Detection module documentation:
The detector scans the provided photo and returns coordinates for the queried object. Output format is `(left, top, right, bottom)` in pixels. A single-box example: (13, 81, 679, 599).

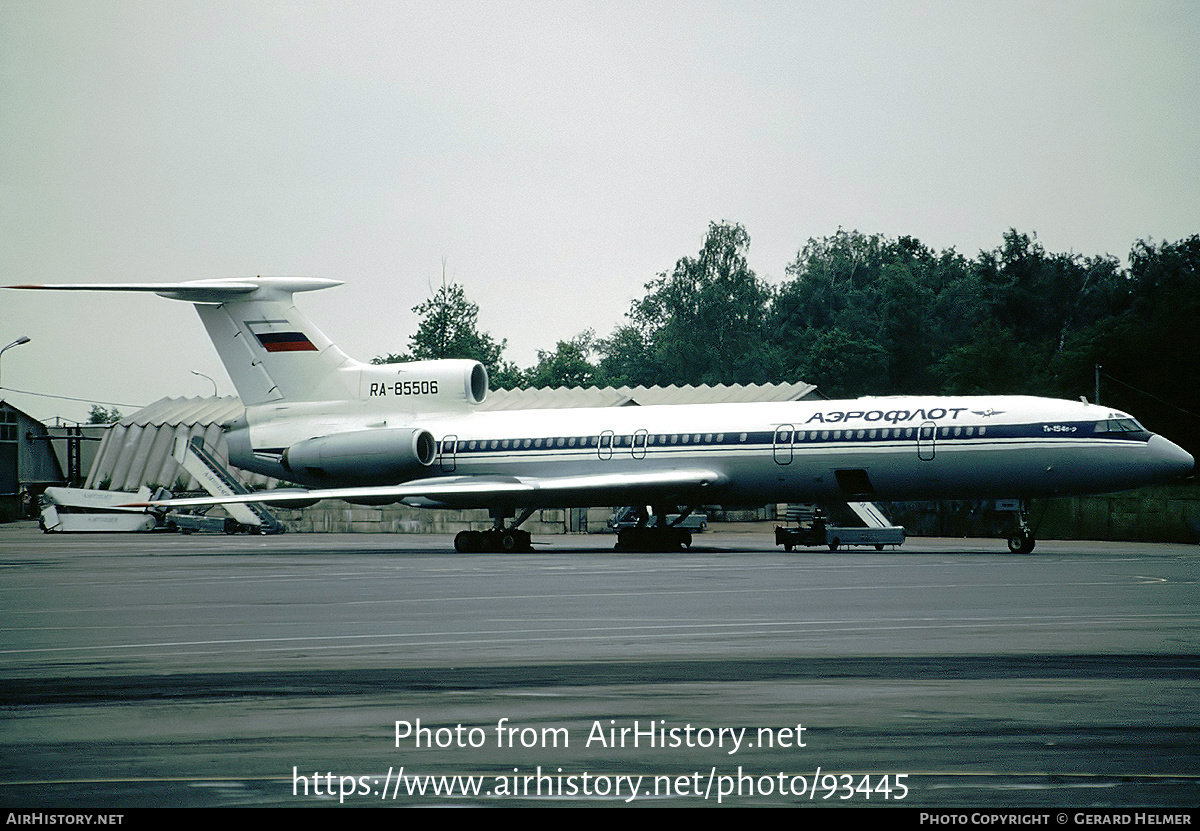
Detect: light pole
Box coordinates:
(191, 370, 218, 397)
(0, 336, 31, 391)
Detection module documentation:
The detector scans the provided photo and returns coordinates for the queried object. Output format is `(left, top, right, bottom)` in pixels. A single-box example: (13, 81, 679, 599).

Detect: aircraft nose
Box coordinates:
(1148, 434, 1195, 479)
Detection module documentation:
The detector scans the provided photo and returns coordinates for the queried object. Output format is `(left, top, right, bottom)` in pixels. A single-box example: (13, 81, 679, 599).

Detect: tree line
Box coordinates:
(375, 222, 1199, 462)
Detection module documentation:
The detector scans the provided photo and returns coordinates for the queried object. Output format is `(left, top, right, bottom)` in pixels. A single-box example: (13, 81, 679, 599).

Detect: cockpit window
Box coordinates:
(1095, 418, 1147, 435)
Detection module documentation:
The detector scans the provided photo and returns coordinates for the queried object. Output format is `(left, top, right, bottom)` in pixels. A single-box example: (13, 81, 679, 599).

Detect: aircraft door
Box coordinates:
(632, 429, 648, 460)
(917, 421, 936, 461)
(598, 430, 614, 461)
(439, 434, 457, 472)
(773, 424, 794, 465)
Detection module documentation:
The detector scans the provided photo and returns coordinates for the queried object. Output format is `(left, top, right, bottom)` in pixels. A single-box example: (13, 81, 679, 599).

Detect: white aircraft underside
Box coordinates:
(9, 277, 1193, 547)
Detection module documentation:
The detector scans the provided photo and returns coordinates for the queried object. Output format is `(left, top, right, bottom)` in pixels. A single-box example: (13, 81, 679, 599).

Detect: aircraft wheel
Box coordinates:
(454, 531, 476, 553)
(499, 531, 519, 552)
(828, 538, 840, 552)
(875, 544, 884, 551)
(1007, 533, 1036, 555)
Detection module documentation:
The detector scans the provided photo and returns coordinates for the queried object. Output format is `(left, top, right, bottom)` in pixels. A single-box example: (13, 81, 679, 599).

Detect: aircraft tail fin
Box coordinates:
(7, 277, 359, 405)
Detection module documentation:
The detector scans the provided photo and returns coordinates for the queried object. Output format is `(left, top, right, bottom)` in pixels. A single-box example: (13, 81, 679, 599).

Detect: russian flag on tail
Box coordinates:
(248, 321, 318, 352)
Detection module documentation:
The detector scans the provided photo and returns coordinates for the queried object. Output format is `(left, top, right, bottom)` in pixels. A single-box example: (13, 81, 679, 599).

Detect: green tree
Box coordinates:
(797, 327, 889, 399)
(774, 228, 927, 394)
(1093, 236, 1200, 459)
(88, 405, 122, 424)
(626, 221, 776, 385)
(931, 230, 1129, 399)
(596, 323, 657, 388)
(772, 227, 1142, 401)
(524, 331, 603, 389)
(373, 280, 516, 389)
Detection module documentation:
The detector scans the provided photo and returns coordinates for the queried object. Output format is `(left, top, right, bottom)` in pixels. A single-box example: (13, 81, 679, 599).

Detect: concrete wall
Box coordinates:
(1035, 481, 1200, 544)
(879, 483, 1199, 543)
(272, 502, 614, 535)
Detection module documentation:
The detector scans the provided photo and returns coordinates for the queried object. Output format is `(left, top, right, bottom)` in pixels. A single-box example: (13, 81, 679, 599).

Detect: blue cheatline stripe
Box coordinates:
(437, 422, 1148, 456)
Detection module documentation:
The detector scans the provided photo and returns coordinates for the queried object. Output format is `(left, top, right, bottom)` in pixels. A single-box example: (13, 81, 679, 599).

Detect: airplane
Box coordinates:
(8, 276, 1194, 554)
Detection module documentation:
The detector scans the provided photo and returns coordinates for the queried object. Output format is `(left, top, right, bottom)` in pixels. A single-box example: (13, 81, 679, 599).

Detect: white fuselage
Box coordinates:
(228, 394, 1194, 508)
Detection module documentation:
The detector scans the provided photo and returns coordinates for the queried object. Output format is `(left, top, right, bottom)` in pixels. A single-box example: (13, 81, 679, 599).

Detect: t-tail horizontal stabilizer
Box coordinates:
(6, 276, 342, 303)
(6, 277, 353, 406)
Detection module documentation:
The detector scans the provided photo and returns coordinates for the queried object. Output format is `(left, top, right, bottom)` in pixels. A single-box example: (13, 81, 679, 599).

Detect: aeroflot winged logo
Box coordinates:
(802, 406, 1010, 425)
(247, 320, 318, 353)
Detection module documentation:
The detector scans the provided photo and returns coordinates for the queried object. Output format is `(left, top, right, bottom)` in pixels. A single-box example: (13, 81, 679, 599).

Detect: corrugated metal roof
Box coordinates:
(117, 395, 244, 428)
(477, 386, 633, 411)
(86, 396, 271, 492)
(482, 381, 820, 410)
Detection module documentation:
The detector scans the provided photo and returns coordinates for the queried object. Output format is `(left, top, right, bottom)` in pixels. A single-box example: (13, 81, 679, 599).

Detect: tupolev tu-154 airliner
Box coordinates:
(9, 276, 1194, 553)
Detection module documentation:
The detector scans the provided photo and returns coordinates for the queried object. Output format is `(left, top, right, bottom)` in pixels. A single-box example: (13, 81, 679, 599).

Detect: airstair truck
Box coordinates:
(775, 502, 905, 551)
(167, 436, 283, 534)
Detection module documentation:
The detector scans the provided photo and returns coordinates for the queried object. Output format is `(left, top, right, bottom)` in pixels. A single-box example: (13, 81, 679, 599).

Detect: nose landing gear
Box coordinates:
(1007, 502, 1036, 554)
(1007, 531, 1036, 554)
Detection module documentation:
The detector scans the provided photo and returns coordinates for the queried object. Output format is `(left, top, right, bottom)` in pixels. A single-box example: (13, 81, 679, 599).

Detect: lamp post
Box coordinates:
(0, 336, 31, 390)
(191, 370, 218, 397)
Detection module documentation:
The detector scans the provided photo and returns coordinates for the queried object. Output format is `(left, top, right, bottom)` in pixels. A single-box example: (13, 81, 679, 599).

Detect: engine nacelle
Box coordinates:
(282, 427, 436, 485)
(402, 359, 487, 405)
(359, 359, 488, 409)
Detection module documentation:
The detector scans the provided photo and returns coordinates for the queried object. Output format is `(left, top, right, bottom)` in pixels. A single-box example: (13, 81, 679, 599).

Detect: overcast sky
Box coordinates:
(2, 1, 1197, 423)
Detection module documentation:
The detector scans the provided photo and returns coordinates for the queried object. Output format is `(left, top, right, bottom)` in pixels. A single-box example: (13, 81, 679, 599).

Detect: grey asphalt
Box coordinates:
(1, 524, 1196, 808)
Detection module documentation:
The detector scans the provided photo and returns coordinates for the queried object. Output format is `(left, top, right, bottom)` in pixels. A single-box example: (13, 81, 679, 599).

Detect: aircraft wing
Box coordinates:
(124, 468, 729, 511)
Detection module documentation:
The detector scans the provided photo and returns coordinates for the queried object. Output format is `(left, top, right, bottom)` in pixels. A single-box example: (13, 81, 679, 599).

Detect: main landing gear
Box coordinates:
(454, 507, 535, 553)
